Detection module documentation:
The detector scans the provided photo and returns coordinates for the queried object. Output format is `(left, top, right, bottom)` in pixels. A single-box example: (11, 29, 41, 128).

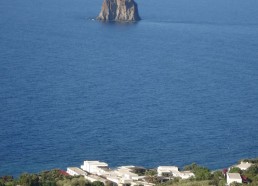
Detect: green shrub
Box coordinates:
(229, 167, 242, 174)
(241, 158, 258, 164)
(145, 169, 157, 176)
(184, 163, 211, 181)
(91, 181, 104, 186)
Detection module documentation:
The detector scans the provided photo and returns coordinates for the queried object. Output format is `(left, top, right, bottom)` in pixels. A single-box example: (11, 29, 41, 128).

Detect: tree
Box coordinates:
(78, 177, 87, 186)
(229, 167, 242, 174)
(245, 165, 258, 176)
(242, 165, 258, 183)
(184, 163, 211, 181)
(30, 174, 39, 186)
(144, 175, 162, 184)
(71, 178, 79, 186)
(105, 181, 114, 186)
(145, 169, 157, 176)
(92, 181, 104, 186)
(1, 176, 13, 183)
(240, 158, 258, 164)
(183, 163, 198, 171)
(132, 168, 146, 176)
(19, 173, 32, 186)
(230, 182, 242, 186)
(218, 179, 226, 186)
(42, 181, 56, 186)
(194, 167, 211, 180)
(211, 171, 224, 185)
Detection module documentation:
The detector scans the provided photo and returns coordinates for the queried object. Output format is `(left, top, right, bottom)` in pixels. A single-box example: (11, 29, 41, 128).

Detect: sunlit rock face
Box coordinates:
(97, 0, 141, 22)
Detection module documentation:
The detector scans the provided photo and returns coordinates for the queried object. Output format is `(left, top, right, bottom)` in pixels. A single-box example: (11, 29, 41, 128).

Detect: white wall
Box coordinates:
(227, 174, 242, 185)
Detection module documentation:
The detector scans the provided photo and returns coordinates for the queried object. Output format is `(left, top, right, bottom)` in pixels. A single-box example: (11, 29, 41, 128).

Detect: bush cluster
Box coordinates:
(0, 170, 104, 186)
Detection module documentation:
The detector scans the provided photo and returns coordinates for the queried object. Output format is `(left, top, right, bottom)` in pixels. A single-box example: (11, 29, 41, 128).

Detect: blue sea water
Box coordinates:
(1, 0, 258, 177)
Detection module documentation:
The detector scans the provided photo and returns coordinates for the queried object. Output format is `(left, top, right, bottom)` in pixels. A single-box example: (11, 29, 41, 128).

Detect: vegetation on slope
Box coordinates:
(158, 158, 258, 186)
(0, 170, 104, 186)
(1, 158, 258, 186)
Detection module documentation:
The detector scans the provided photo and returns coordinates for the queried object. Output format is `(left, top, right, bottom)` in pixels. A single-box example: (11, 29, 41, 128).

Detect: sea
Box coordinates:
(0, 0, 258, 177)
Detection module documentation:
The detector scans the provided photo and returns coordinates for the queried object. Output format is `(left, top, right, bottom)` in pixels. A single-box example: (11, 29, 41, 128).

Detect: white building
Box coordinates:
(106, 175, 132, 186)
(157, 166, 194, 179)
(81, 161, 109, 175)
(227, 173, 242, 185)
(131, 181, 154, 186)
(176, 171, 195, 179)
(115, 166, 142, 180)
(157, 166, 179, 177)
(84, 174, 108, 184)
(67, 167, 88, 176)
(105, 166, 150, 186)
(235, 161, 252, 170)
(67, 166, 108, 185)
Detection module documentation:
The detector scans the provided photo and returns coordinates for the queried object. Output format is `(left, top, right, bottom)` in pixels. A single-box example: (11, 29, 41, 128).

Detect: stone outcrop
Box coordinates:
(97, 0, 141, 22)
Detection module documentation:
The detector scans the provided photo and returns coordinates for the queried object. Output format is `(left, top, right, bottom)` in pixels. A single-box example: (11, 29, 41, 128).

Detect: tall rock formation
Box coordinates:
(97, 0, 141, 22)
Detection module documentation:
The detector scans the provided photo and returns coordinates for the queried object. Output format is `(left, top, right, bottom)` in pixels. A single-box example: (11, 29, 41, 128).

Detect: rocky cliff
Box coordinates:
(97, 0, 141, 22)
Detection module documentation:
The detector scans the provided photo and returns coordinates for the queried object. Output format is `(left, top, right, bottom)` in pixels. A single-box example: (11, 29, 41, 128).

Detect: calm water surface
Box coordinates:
(0, 0, 258, 177)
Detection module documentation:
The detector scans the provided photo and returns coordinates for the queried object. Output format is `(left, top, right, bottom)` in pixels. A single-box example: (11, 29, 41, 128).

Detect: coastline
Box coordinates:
(1, 158, 258, 186)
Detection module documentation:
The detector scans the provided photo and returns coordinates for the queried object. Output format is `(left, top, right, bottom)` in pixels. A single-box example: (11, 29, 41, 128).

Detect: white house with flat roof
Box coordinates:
(67, 165, 108, 185)
(157, 166, 179, 177)
(157, 166, 194, 179)
(67, 161, 158, 186)
(84, 174, 108, 184)
(106, 175, 132, 186)
(176, 171, 195, 179)
(115, 166, 141, 180)
(105, 166, 150, 186)
(67, 167, 88, 176)
(227, 173, 242, 185)
(81, 161, 109, 175)
(235, 161, 252, 170)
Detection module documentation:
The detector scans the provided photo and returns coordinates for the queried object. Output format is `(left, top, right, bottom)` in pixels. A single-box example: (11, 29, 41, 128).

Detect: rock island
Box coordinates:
(97, 0, 141, 22)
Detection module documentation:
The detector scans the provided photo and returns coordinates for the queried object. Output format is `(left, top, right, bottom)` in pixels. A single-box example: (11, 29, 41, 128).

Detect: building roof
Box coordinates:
(84, 174, 108, 184)
(67, 167, 87, 175)
(236, 162, 252, 170)
(227, 173, 242, 180)
(114, 168, 139, 178)
(158, 166, 179, 171)
(84, 161, 108, 167)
